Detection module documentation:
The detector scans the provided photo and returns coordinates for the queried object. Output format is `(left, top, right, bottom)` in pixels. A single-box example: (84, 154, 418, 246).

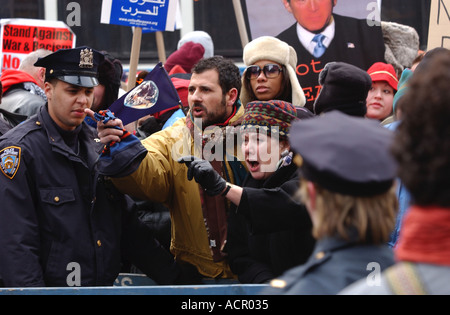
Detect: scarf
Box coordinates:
(186, 105, 243, 262)
(395, 205, 450, 266)
(23, 82, 48, 102)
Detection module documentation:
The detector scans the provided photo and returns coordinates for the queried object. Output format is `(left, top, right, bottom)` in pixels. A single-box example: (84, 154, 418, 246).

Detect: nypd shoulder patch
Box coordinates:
(0, 146, 22, 180)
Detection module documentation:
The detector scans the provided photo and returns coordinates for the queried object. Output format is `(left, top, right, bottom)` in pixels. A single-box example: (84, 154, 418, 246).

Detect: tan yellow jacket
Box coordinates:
(112, 108, 246, 279)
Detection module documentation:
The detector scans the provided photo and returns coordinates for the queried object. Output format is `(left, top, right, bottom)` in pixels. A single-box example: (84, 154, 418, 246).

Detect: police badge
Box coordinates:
(79, 48, 94, 68)
(0, 146, 21, 180)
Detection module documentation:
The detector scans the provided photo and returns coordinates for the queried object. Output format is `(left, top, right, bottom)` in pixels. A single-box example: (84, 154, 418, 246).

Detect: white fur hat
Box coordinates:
(241, 36, 306, 108)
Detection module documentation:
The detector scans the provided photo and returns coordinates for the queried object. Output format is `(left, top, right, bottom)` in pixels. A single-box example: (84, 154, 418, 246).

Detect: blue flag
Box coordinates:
(108, 62, 181, 126)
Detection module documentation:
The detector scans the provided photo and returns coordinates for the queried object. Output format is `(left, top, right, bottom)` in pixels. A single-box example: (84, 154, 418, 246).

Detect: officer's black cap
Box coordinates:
(34, 46, 104, 88)
(290, 111, 397, 197)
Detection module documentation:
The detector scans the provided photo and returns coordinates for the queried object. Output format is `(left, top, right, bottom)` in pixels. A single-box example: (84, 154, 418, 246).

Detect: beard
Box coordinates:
(192, 95, 229, 129)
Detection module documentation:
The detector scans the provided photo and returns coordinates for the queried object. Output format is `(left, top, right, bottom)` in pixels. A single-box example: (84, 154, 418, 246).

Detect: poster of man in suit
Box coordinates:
(246, 0, 385, 111)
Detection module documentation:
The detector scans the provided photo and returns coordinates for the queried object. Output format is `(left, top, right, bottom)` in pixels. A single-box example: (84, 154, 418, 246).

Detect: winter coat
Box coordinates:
(0, 108, 26, 136)
(105, 106, 248, 279)
(227, 163, 315, 284)
(263, 234, 395, 295)
(0, 70, 46, 117)
(340, 262, 450, 295)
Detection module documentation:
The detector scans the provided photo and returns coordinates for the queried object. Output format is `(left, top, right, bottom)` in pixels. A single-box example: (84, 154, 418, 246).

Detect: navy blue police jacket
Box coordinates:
(262, 234, 395, 295)
(0, 106, 179, 287)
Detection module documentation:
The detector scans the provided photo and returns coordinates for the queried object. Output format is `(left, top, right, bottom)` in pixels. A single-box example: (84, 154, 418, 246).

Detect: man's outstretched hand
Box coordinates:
(85, 108, 125, 145)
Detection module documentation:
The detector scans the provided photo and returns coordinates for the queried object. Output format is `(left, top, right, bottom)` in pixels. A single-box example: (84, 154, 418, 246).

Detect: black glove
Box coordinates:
(178, 156, 227, 196)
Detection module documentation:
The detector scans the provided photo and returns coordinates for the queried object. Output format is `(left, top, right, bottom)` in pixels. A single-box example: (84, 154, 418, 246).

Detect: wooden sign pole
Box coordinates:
(127, 26, 143, 92)
(156, 31, 167, 63)
(232, 0, 249, 48)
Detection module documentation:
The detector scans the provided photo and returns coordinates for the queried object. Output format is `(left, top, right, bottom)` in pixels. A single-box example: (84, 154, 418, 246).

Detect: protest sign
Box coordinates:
(250, 0, 385, 110)
(101, 0, 178, 32)
(246, 0, 380, 39)
(0, 18, 76, 72)
(101, 0, 178, 91)
(427, 0, 450, 50)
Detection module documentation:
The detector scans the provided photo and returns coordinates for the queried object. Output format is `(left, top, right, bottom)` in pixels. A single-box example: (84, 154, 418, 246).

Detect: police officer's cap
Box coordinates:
(290, 111, 397, 197)
(34, 46, 104, 88)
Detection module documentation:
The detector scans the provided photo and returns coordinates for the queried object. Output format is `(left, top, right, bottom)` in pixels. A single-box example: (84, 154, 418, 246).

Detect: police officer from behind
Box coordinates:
(264, 111, 398, 295)
(0, 47, 183, 287)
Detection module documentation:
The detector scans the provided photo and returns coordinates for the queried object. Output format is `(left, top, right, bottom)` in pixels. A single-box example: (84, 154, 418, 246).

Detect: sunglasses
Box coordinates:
(246, 64, 283, 80)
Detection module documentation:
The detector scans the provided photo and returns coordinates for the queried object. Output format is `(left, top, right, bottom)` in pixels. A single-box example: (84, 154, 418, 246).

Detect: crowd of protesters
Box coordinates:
(0, 0, 449, 295)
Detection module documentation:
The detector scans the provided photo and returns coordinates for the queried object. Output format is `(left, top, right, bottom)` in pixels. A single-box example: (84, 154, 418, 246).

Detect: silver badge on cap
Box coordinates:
(79, 48, 94, 69)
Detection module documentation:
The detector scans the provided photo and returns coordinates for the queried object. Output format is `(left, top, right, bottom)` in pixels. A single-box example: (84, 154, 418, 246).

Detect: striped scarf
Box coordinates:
(185, 105, 243, 262)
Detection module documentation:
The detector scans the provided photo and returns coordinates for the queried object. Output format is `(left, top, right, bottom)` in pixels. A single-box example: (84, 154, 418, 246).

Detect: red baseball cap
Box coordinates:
(367, 62, 398, 92)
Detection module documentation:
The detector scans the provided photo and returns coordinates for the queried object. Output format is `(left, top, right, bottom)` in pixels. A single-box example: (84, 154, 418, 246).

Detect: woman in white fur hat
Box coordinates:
(241, 36, 307, 109)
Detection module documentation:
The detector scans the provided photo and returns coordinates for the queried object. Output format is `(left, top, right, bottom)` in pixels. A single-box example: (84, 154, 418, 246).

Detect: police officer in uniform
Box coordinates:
(0, 47, 184, 287)
(264, 111, 398, 295)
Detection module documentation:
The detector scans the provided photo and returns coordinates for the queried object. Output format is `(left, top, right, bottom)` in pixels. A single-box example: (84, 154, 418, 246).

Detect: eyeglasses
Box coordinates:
(246, 64, 283, 80)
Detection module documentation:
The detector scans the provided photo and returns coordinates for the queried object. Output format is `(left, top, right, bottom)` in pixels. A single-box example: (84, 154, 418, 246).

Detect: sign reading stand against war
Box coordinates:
(101, 0, 178, 32)
(0, 19, 76, 72)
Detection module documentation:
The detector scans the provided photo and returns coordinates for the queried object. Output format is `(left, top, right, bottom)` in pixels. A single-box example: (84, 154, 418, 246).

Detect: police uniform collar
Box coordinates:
(315, 230, 361, 253)
(38, 106, 78, 152)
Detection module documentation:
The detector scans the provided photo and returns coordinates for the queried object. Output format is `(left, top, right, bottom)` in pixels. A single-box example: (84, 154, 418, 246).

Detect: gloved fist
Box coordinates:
(178, 156, 227, 196)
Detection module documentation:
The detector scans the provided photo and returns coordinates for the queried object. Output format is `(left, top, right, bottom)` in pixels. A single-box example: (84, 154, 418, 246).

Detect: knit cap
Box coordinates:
(241, 100, 298, 140)
(178, 31, 214, 59)
(313, 62, 372, 117)
(164, 41, 205, 74)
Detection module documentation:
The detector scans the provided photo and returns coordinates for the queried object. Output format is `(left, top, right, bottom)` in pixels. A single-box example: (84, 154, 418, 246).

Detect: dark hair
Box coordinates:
(47, 78, 60, 86)
(243, 65, 292, 103)
(392, 49, 450, 207)
(192, 56, 241, 102)
(97, 51, 123, 110)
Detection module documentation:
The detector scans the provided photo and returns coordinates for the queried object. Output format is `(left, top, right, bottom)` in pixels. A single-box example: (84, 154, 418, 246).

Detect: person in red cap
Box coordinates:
(366, 62, 399, 123)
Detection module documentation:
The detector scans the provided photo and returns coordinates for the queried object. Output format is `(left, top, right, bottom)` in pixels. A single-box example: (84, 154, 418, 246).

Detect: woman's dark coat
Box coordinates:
(227, 163, 315, 283)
